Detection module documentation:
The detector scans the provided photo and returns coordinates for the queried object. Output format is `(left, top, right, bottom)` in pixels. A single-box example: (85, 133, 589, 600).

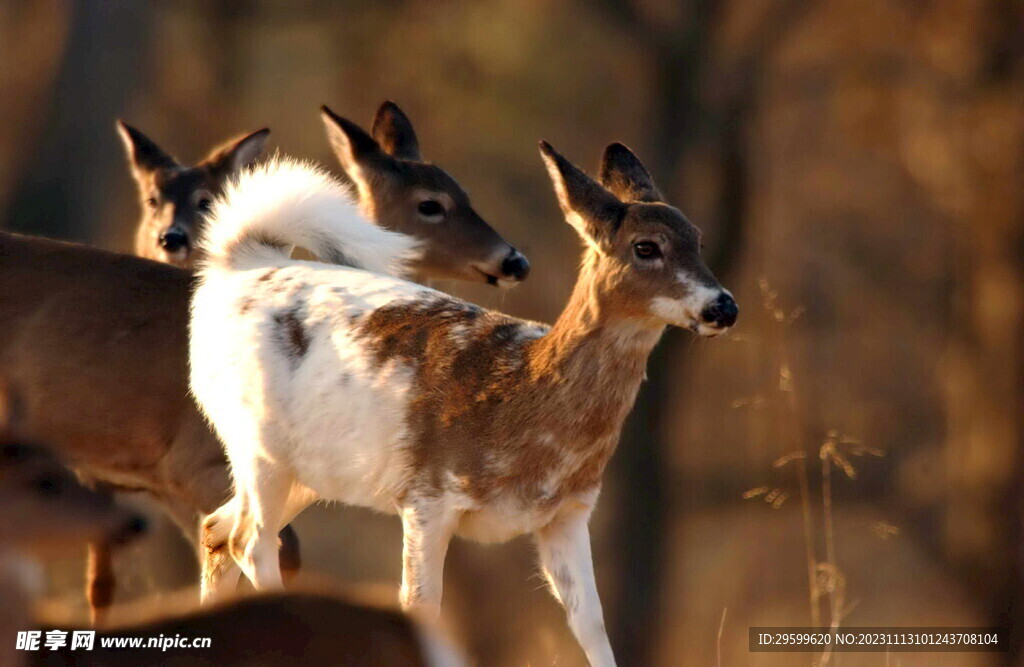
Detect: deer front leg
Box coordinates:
(398, 496, 457, 616)
(535, 511, 616, 667)
(230, 459, 294, 592)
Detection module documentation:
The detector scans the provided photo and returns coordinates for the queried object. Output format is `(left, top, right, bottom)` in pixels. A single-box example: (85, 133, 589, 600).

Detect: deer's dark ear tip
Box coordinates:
(373, 101, 411, 130)
(321, 107, 362, 135)
(604, 142, 630, 157)
(538, 140, 554, 155)
(603, 143, 642, 168)
(320, 105, 341, 122)
(242, 127, 270, 143)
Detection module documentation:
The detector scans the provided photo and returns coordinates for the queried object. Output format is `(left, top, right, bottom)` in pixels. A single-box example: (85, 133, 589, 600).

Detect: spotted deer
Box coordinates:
(118, 121, 269, 268)
(191, 142, 737, 666)
(1, 98, 528, 628)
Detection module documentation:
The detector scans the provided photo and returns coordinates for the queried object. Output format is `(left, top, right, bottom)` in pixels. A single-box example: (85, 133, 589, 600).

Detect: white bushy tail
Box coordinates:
(200, 157, 418, 275)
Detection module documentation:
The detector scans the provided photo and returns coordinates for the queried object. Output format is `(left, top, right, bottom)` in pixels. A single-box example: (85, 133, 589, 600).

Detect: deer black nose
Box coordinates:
(700, 292, 738, 328)
(501, 250, 530, 281)
(159, 230, 188, 252)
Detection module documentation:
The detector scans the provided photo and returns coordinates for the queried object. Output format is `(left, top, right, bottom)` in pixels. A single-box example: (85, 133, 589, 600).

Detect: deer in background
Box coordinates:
(0, 387, 148, 667)
(117, 121, 269, 268)
(120, 102, 530, 284)
(321, 102, 529, 285)
(191, 142, 737, 666)
(1, 100, 529, 625)
(0, 390, 460, 667)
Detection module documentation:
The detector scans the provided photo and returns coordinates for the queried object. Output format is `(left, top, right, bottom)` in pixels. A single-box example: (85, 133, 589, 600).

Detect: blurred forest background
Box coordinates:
(1, 0, 1023, 665)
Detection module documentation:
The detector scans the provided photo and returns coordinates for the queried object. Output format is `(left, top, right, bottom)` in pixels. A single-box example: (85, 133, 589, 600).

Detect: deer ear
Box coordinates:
(202, 128, 269, 174)
(539, 141, 623, 249)
(371, 101, 422, 161)
(322, 105, 397, 201)
(116, 121, 177, 181)
(321, 105, 384, 171)
(599, 142, 662, 203)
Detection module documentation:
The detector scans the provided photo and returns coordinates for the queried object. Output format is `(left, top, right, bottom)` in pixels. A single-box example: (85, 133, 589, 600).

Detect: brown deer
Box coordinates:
(191, 142, 737, 666)
(0, 392, 459, 667)
(0, 388, 147, 667)
(118, 121, 269, 269)
(1, 98, 528, 626)
(120, 102, 530, 284)
(322, 103, 529, 286)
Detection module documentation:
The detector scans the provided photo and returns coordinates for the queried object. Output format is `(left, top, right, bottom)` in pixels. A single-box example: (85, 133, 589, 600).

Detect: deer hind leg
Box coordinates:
(229, 457, 293, 591)
(534, 511, 616, 667)
(202, 477, 310, 601)
(398, 495, 458, 616)
(86, 542, 115, 626)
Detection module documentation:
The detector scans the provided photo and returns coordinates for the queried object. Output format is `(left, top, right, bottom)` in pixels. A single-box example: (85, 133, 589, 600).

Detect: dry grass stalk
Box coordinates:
(741, 279, 890, 665)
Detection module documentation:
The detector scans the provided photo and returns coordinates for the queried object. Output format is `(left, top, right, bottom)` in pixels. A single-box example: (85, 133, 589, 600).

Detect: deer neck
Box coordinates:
(529, 252, 664, 444)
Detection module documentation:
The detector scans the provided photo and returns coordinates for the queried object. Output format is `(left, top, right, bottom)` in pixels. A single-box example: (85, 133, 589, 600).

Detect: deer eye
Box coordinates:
(197, 198, 213, 212)
(633, 241, 662, 260)
(33, 474, 61, 496)
(417, 200, 444, 219)
(146, 196, 158, 208)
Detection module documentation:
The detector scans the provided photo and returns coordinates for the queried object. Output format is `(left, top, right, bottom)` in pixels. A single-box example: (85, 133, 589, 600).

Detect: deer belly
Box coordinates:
(455, 497, 558, 543)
